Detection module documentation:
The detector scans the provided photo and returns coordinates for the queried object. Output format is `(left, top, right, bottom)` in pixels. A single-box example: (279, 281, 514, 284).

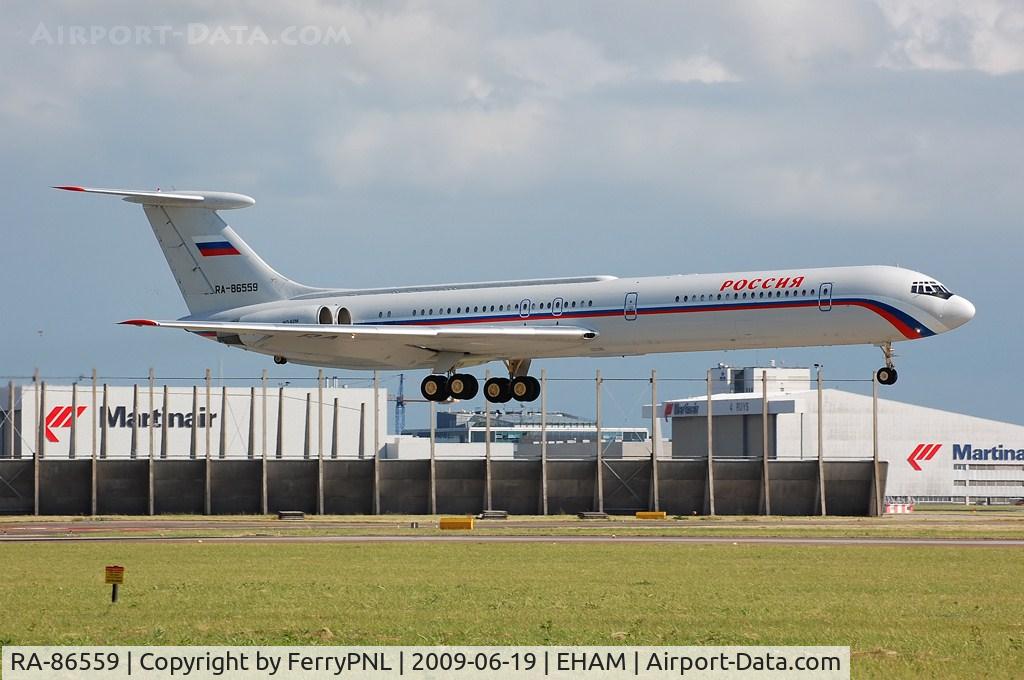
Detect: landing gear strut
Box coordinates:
(876, 342, 898, 385)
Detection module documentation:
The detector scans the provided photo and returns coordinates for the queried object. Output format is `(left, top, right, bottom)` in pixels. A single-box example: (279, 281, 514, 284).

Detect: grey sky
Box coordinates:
(2, 1, 1022, 426)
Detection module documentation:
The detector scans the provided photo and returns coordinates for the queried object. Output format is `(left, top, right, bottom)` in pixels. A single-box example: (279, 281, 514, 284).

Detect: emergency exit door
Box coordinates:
(624, 292, 638, 320)
(818, 282, 833, 311)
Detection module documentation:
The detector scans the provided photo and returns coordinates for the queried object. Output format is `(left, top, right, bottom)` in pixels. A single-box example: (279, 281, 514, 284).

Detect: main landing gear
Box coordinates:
(483, 376, 540, 403)
(420, 373, 479, 402)
(876, 342, 898, 386)
(420, 360, 541, 403)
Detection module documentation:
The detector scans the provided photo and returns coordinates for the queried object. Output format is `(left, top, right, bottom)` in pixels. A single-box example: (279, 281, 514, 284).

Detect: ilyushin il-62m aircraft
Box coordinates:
(59, 186, 975, 403)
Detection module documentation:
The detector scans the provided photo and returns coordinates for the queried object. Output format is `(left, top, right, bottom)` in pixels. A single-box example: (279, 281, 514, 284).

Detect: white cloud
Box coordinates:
(490, 30, 629, 97)
(319, 102, 552, 190)
(878, 0, 1024, 74)
(730, 0, 885, 80)
(656, 55, 740, 84)
(2, 0, 1023, 227)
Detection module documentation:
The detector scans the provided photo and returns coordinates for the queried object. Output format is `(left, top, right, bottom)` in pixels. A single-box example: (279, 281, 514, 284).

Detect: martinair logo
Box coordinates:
(907, 443, 942, 471)
(43, 405, 87, 443)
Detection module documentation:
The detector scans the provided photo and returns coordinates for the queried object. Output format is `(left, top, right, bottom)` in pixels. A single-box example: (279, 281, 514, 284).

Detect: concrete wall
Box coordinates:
(0, 458, 885, 517)
(155, 461, 204, 514)
(39, 461, 90, 514)
(435, 460, 486, 514)
(378, 460, 430, 514)
(324, 461, 373, 514)
(0, 460, 33, 514)
(491, 460, 541, 514)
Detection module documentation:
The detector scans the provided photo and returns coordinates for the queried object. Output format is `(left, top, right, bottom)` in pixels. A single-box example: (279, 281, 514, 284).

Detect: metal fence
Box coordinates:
(1, 366, 887, 517)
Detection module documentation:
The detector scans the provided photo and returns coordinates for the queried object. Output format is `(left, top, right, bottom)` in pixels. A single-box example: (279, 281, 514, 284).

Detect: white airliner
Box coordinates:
(59, 186, 975, 403)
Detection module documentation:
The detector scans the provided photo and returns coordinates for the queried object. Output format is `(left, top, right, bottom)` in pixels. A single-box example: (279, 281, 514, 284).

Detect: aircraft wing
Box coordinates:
(120, 319, 598, 367)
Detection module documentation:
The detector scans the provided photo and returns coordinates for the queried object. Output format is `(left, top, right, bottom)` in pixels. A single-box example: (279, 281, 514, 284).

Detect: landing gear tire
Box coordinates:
(511, 376, 541, 402)
(273, 355, 287, 365)
(484, 377, 512, 403)
(876, 367, 898, 386)
(448, 373, 479, 400)
(421, 375, 450, 402)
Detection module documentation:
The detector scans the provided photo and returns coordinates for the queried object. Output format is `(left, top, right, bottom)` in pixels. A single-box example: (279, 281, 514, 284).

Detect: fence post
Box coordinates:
(148, 384, 155, 517)
(358, 403, 366, 459)
(189, 386, 198, 460)
(33, 369, 39, 458)
(317, 369, 324, 462)
(101, 384, 110, 460)
(6, 381, 14, 459)
(762, 371, 771, 515)
(706, 368, 716, 516)
(540, 369, 548, 516)
(91, 379, 99, 515)
(160, 385, 169, 460)
(650, 369, 660, 511)
(148, 368, 155, 459)
(595, 369, 604, 513)
(872, 371, 882, 516)
(816, 366, 827, 516)
(303, 393, 312, 459)
(373, 371, 380, 515)
(38, 381, 45, 461)
(429, 399, 437, 515)
(219, 386, 227, 459)
(91, 369, 97, 460)
(35, 381, 43, 516)
(204, 369, 212, 460)
(70, 382, 78, 459)
(261, 370, 268, 460)
(275, 386, 285, 459)
(317, 394, 325, 517)
(331, 397, 339, 459)
(130, 384, 138, 459)
(484, 369, 493, 512)
(248, 387, 256, 460)
(204, 382, 212, 516)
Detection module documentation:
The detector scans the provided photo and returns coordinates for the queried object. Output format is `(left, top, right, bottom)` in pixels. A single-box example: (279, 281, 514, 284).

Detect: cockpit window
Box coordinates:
(911, 281, 953, 300)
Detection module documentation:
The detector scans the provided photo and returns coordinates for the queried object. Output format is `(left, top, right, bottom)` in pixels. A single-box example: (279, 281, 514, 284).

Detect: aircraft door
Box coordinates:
(553, 297, 564, 317)
(818, 282, 833, 311)
(519, 298, 531, 319)
(624, 292, 638, 320)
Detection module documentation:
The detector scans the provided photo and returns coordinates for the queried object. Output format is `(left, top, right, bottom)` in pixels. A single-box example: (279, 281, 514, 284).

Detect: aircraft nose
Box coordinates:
(943, 296, 975, 329)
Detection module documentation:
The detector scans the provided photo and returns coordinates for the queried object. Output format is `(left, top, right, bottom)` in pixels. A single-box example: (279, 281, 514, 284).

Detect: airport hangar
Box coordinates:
(1, 365, 1021, 515)
(654, 365, 1024, 506)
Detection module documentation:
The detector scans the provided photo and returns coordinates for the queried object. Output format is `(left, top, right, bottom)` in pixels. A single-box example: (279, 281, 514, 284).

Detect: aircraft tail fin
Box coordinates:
(55, 186, 318, 317)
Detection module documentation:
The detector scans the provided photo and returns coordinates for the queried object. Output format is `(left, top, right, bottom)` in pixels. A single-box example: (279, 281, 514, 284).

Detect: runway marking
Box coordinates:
(2, 534, 1022, 547)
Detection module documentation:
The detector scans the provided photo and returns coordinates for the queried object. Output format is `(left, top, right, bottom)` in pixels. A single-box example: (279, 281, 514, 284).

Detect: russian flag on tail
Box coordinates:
(193, 236, 240, 257)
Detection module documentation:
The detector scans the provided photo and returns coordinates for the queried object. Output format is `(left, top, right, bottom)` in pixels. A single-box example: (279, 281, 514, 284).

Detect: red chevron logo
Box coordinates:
(44, 405, 87, 443)
(907, 443, 942, 471)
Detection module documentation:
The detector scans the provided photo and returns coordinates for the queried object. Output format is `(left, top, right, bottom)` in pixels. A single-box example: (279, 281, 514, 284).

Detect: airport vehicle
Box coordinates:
(58, 186, 975, 403)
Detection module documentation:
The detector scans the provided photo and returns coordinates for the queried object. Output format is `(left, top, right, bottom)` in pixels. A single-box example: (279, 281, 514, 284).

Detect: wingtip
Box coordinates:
(120, 319, 158, 326)
(53, 185, 85, 191)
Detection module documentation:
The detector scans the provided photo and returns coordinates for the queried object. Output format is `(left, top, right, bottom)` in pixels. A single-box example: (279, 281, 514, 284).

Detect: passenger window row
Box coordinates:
(674, 289, 813, 303)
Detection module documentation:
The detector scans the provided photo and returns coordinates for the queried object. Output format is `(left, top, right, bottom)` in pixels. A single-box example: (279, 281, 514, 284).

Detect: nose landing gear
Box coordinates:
(876, 342, 898, 385)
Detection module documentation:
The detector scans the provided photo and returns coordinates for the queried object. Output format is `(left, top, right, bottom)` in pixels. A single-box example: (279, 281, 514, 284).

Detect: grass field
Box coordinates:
(1, 541, 1022, 679)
